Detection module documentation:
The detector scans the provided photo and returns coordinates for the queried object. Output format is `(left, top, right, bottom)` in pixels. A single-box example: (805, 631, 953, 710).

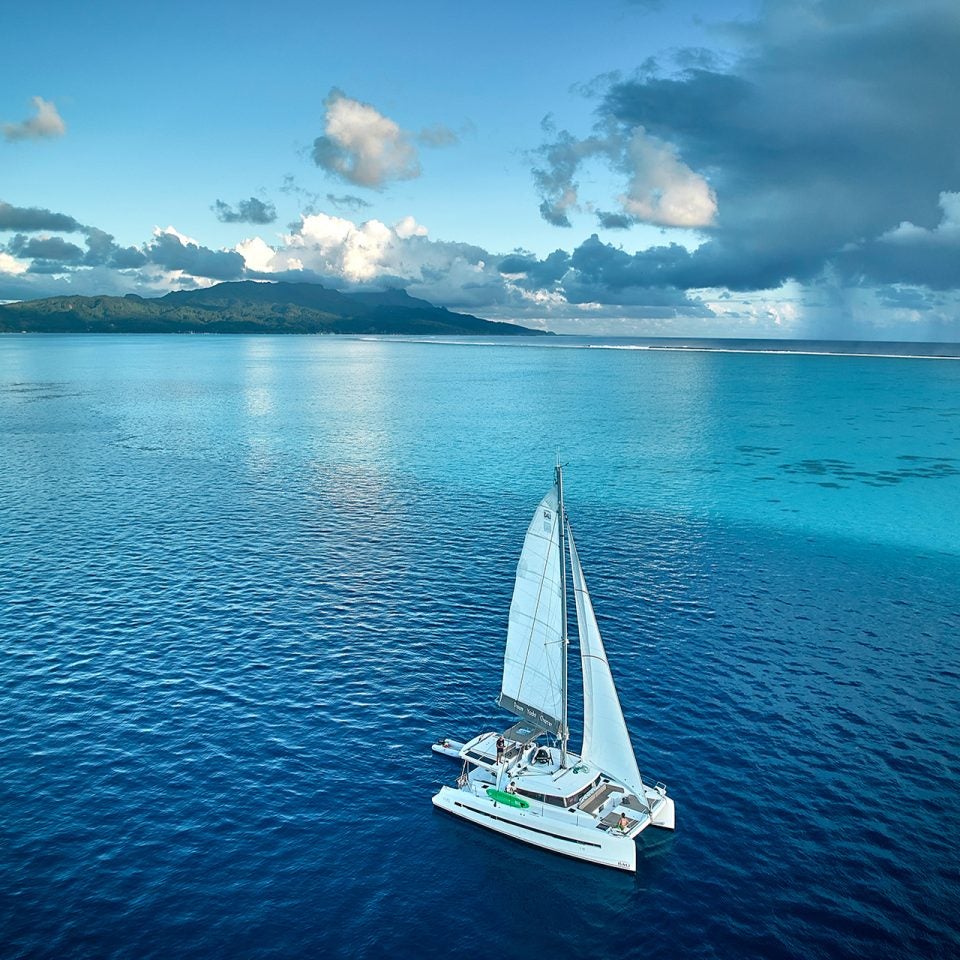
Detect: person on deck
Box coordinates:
(618, 813, 630, 832)
(506, 781, 517, 794)
(496, 736, 506, 764)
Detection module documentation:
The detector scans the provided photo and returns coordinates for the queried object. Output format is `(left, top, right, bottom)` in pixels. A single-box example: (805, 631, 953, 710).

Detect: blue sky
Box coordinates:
(2, 0, 959, 338)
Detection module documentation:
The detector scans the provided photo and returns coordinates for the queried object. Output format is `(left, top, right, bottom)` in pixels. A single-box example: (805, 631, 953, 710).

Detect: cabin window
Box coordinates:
(564, 777, 601, 808)
(515, 776, 601, 809)
(515, 789, 567, 808)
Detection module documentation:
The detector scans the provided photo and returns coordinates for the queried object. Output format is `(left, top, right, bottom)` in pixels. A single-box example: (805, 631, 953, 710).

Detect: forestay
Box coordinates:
(568, 524, 644, 797)
(498, 488, 564, 735)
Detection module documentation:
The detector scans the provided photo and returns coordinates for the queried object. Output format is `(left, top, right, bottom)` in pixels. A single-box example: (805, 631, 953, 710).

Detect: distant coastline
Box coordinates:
(0, 280, 547, 337)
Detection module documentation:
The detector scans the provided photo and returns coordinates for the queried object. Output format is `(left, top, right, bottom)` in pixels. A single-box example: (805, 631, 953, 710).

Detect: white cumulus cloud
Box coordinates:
(155, 224, 201, 246)
(394, 215, 428, 239)
(533, 122, 717, 231)
(312, 90, 420, 189)
(271, 211, 497, 302)
(619, 129, 717, 228)
(3, 96, 66, 142)
(0, 251, 30, 275)
(879, 191, 960, 245)
(284, 212, 397, 281)
(235, 236, 277, 273)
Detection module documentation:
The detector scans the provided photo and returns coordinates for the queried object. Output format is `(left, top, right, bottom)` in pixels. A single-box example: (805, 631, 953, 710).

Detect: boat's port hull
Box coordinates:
(432, 786, 638, 872)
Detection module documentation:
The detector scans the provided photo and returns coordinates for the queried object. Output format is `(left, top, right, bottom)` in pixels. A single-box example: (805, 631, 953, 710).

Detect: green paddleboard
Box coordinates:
(486, 788, 530, 809)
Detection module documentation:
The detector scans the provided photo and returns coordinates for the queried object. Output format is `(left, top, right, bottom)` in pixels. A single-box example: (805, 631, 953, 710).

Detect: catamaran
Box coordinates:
(432, 462, 675, 872)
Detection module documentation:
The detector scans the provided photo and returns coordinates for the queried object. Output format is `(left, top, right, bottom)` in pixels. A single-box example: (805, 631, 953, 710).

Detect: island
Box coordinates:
(0, 280, 546, 336)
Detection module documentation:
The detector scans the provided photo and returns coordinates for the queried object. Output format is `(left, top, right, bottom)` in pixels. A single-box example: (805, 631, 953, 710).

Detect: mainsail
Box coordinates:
(499, 487, 565, 735)
(568, 524, 644, 797)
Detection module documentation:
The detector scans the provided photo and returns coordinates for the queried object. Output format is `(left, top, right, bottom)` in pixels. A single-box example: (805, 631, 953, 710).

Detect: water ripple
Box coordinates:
(1, 336, 958, 959)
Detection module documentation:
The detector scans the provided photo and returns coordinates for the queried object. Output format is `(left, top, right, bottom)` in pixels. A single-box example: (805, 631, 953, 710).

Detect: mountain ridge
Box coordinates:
(0, 280, 546, 336)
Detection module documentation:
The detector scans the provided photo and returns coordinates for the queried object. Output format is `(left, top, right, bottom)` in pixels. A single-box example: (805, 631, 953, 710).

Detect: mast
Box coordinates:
(556, 457, 569, 765)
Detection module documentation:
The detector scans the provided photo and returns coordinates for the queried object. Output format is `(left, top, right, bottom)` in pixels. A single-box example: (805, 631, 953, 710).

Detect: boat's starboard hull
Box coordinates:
(432, 786, 638, 872)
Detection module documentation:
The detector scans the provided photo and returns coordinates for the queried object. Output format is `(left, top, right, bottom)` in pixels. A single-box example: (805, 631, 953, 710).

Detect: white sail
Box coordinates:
(499, 487, 565, 735)
(568, 523, 644, 796)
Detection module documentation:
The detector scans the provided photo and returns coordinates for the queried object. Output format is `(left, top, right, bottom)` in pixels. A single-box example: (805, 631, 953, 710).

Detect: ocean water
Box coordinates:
(1, 334, 958, 959)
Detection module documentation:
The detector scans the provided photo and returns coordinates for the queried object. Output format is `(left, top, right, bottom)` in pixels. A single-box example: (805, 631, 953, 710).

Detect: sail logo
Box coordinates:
(542, 508, 552, 532)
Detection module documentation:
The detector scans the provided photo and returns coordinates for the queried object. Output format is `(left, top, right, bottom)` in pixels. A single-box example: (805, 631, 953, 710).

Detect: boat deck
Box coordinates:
(598, 810, 638, 833)
(579, 781, 624, 815)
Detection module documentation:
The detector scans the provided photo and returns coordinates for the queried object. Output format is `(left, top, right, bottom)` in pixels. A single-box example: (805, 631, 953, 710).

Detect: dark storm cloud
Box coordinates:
(8, 234, 84, 260)
(502, 234, 723, 295)
(79, 228, 147, 269)
(539, 201, 572, 229)
(0, 205, 148, 272)
(0, 201, 82, 233)
(596, 211, 633, 230)
(146, 232, 245, 280)
(534, 0, 960, 292)
(498, 249, 571, 288)
(82, 227, 116, 264)
(109, 245, 148, 269)
(531, 125, 612, 227)
(840, 237, 960, 290)
(0, 199, 245, 287)
(213, 197, 277, 224)
(26, 260, 76, 274)
(874, 286, 937, 311)
(567, 235, 689, 289)
(496, 236, 711, 316)
(834, 192, 960, 289)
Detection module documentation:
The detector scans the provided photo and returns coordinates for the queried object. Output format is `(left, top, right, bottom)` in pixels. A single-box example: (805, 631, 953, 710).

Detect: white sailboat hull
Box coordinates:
(432, 785, 639, 872)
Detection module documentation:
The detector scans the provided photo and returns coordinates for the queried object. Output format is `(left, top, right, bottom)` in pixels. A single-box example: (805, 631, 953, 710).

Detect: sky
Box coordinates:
(2, 0, 959, 339)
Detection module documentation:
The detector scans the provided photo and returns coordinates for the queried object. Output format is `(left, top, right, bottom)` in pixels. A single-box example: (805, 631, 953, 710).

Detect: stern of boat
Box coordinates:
(644, 782, 676, 830)
(431, 785, 460, 814)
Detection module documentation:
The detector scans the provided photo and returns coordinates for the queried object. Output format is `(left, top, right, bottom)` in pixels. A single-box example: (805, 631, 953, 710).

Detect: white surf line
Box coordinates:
(354, 335, 960, 360)
(629, 345, 960, 361)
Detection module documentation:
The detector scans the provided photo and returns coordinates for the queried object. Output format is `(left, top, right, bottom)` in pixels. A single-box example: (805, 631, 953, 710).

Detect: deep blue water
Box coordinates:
(2, 334, 959, 959)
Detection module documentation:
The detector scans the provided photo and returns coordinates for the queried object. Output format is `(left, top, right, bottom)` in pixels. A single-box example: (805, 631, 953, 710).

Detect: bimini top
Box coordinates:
(503, 719, 546, 743)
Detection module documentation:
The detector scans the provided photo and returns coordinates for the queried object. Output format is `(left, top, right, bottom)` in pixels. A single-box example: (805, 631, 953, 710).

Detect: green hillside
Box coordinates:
(0, 281, 544, 336)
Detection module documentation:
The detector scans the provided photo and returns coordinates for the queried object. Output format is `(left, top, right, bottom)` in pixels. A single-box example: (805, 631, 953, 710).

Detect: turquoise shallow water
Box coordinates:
(2, 335, 959, 958)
